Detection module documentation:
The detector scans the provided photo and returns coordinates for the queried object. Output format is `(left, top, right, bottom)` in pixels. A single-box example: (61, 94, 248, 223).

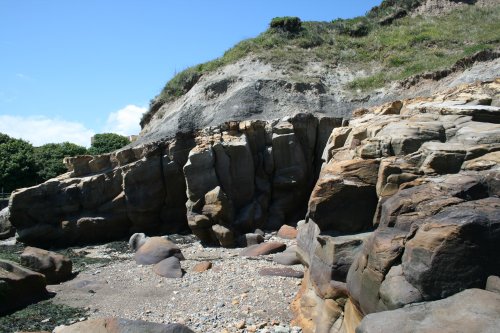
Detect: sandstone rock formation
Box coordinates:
(9, 137, 195, 247)
(9, 114, 340, 248)
(293, 79, 500, 332)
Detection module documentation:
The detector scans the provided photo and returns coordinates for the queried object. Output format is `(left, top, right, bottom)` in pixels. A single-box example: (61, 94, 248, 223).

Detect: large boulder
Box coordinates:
(0, 259, 48, 314)
(357, 289, 500, 333)
(307, 159, 379, 232)
(153, 257, 183, 278)
(20, 247, 72, 284)
(134, 237, 184, 265)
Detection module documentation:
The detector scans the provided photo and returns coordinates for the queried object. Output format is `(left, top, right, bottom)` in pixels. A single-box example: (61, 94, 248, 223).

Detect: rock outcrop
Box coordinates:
(9, 114, 340, 247)
(293, 79, 500, 332)
(9, 136, 195, 247)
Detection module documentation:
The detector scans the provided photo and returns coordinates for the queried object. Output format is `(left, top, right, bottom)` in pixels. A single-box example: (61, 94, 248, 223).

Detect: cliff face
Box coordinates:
(8, 113, 341, 247)
(137, 53, 500, 147)
(7, 77, 500, 331)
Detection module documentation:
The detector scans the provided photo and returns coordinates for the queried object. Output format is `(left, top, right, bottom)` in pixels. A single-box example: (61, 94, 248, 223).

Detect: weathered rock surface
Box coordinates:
(293, 80, 500, 332)
(357, 289, 500, 333)
(53, 317, 194, 333)
(9, 114, 339, 248)
(486, 276, 500, 294)
(10, 138, 194, 247)
(183, 114, 340, 245)
(307, 159, 379, 232)
(274, 245, 301, 266)
(0, 259, 48, 314)
(20, 246, 72, 284)
(277, 224, 298, 239)
(293, 220, 371, 332)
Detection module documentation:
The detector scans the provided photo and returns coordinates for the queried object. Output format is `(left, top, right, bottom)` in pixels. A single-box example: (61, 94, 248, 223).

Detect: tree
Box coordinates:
(0, 134, 37, 192)
(87, 133, 130, 155)
(34, 142, 87, 181)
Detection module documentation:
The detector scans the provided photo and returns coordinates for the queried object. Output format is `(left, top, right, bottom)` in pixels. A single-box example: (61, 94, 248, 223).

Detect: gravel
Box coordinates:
(49, 235, 303, 333)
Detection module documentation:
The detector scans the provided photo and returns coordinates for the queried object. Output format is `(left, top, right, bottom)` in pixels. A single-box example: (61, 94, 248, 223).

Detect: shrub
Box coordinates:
(34, 142, 87, 181)
(270, 16, 302, 33)
(332, 17, 372, 37)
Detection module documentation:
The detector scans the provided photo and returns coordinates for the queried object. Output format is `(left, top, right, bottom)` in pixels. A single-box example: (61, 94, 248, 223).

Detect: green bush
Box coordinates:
(34, 142, 87, 181)
(332, 17, 372, 37)
(0, 134, 37, 192)
(270, 16, 302, 33)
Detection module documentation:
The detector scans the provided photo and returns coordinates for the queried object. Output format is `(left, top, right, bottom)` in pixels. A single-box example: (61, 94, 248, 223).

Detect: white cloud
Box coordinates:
(0, 115, 95, 147)
(104, 104, 146, 136)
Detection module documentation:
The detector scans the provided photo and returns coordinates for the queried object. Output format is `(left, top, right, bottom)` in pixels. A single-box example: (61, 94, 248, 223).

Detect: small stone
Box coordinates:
(192, 261, 212, 273)
(277, 225, 298, 239)
(257, 321, 268, 329)
(235, 320, 246, 329)
(247, 325, 257, 332)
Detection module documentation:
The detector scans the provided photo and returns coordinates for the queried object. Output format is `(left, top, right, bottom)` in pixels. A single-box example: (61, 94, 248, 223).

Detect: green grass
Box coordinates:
(0, 300, 88, 332)
(0, 243, 24, 263)
(141, 5, 500, 126)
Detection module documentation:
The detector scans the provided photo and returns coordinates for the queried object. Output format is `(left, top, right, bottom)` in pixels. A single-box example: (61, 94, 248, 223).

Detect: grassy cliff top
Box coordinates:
(142, 2, 500, 127)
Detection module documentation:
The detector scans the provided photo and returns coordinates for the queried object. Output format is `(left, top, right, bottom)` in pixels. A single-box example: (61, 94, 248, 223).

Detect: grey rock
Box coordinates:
(486, 276, 500, 294)
(153, 257, 183, 278)
(129, 232, 147, 251)
(0, 207, 13, 240)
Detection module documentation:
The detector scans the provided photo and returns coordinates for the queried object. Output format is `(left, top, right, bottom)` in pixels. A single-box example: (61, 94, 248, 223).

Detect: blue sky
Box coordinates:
(0, 1, 380, 146)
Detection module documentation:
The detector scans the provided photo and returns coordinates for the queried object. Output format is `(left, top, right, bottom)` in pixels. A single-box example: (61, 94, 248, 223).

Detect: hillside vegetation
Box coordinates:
(143, 3, 500, 127)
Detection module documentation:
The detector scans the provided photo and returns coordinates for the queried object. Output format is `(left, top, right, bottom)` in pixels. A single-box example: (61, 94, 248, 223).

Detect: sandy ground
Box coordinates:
(47, 235, 303, 333)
